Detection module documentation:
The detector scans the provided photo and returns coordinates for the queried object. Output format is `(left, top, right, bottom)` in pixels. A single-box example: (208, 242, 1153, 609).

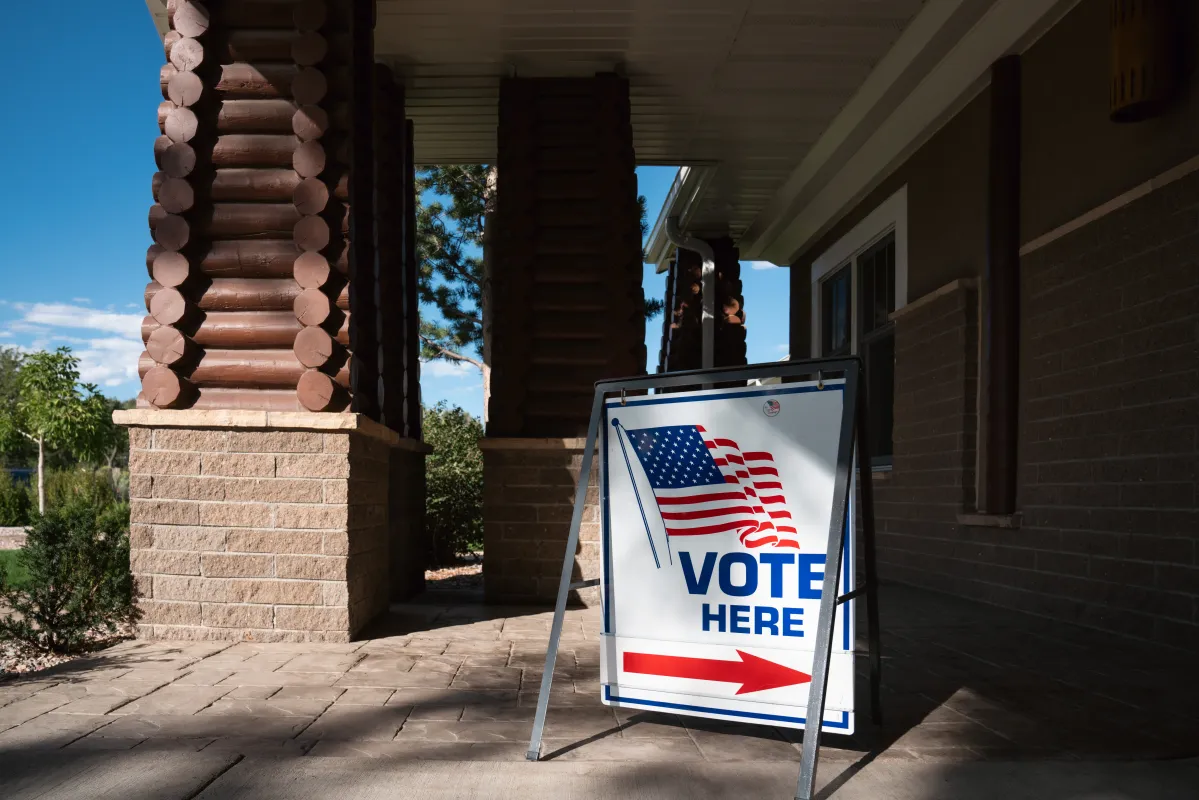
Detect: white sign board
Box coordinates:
(599, 380, 855, 733)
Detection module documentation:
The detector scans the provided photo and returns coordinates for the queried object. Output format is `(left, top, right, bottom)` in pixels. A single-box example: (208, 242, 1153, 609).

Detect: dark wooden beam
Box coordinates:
(346, 0, 378, 419)
(403, 118, 421, 438)
(982, 55, 1021, 514)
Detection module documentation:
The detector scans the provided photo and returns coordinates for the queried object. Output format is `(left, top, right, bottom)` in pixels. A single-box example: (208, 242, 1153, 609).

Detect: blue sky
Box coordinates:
(0, 3, 790, 419)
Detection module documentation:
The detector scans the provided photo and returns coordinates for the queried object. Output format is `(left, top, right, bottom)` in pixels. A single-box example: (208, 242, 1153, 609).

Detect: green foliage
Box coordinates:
(0, 471, 32, 526)
(416, 166, 489, 368)
(1, 348, 111, 461)
(0, 347, 118, 513)
(0, 500, 135, 654)
(43, 469, 121, 510)
(0, 349, 34, 468)
(423, 403, 484, 565)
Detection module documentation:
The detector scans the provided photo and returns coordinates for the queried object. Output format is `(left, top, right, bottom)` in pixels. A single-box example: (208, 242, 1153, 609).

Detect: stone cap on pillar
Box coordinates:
(114, 409, 432, 452)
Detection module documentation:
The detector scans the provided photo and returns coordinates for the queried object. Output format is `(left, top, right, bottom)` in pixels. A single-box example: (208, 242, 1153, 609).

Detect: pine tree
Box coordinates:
(416, 166, 663, 421)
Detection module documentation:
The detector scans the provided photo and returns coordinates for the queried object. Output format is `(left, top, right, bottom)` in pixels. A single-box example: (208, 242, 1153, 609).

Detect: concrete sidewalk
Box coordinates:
(3, 749, 1198, 799)
(1, 584, 1197, 798)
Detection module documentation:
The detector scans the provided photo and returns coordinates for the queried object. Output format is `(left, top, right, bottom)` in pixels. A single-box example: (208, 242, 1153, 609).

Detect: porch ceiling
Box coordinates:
(377, 0, 925, 229)
(144, 0, 1067, 262)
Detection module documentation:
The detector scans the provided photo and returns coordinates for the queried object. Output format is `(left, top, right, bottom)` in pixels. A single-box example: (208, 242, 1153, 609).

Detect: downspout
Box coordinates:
(665, 216, 715, 369)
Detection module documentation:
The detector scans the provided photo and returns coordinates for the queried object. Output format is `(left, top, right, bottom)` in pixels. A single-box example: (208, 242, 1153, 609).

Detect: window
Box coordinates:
(857, 235, 896, 468)
(821, 266, 852, 357)
(810, 188, 908, 469)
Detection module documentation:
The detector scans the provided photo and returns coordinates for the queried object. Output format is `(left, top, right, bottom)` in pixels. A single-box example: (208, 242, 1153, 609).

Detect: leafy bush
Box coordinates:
(0, 471, 31, 526)
(423, 403, 483, 566)
(0, 500, 136, 654)
(41, 468, 121, 510)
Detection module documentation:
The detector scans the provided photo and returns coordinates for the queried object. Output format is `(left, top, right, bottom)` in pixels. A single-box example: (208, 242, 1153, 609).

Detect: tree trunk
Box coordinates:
(481, 165, 497, 426)
(37, 434, 45, 514)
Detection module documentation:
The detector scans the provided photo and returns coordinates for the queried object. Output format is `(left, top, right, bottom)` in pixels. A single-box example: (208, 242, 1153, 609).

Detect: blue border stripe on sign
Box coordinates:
(601, 415, 612, 634)
(603, 384, 836, 409)
(604, 686, 851, 729)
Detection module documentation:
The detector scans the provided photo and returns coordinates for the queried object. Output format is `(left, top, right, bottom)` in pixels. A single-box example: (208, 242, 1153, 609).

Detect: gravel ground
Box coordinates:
(424, 557, 483, 592)
(0, 618, 134, 679)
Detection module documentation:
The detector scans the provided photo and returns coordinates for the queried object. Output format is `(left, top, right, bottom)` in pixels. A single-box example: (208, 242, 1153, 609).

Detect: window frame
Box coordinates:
(809, 186, 909, 469)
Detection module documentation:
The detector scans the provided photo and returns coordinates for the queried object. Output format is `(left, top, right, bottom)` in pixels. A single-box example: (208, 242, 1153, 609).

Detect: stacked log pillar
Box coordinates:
(373, 67, 416, 437)
(142, 0, 362, 413)
(660, 237, 745, 377)
(484, 75, 644, 605)
(403, 120, 422, 439)
(127, 1, 429, 642)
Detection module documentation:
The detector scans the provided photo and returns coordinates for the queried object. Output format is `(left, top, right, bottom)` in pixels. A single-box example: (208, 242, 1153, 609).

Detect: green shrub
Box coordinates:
(423, 403, 483, 566)
(0, 472, 31, 526)
(40, 469, 119, 511)
(0, 500, 136, 654)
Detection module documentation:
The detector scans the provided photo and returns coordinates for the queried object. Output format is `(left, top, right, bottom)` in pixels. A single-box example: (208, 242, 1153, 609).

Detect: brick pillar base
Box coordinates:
(481, 439, 600, 606)
(116, 410, 430, 643)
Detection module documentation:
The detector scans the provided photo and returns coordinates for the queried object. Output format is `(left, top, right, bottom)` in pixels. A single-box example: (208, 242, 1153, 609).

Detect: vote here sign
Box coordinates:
(598, 379, 855, 734)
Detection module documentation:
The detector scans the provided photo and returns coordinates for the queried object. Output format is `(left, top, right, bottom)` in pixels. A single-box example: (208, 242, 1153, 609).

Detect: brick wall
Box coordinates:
(1016, 169, 1198, 650)
(872, 171, 1198, 651)
(482, 441, 600, 605)
(388, 446, 428, 601)
(128, 425, 397, 642)
(873, 282, 980, 589)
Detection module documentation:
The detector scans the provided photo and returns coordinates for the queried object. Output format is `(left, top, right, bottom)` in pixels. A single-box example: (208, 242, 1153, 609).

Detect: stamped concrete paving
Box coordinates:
(1, 584, 1197, 798)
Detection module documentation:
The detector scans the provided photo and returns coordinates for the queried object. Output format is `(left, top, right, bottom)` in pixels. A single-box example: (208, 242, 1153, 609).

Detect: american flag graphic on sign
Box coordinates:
(618, 422, 799, 549)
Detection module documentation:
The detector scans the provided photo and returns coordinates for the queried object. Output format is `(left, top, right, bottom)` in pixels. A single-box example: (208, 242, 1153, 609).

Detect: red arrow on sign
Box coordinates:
(623, 650, 811, 695)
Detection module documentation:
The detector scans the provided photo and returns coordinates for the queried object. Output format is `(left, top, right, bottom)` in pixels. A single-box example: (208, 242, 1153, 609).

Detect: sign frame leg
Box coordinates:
(854, 370, 884, 727)
(794, 362, 861, 800)
(525, 389, 606, 762)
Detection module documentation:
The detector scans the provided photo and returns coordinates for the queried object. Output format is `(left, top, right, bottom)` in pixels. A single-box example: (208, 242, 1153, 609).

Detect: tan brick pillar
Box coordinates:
(480, 439, 600, 605)
(116, 410, 430, 642)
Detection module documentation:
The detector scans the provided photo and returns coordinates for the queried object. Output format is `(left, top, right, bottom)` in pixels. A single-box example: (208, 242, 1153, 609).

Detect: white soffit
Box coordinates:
(743, 0, 1079, 264)
(145, 0, 168, 37)
(375, 0, 927, 200)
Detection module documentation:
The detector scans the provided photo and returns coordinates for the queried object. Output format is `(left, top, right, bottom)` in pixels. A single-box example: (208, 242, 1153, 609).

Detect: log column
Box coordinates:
(484, 75, 645, 605)
(291, 0, 353, 413)
(373, 67, 414, 435)
(126, 1, 426, 643)
(659, 237, 745, 379)
(141, 0, 362, 412)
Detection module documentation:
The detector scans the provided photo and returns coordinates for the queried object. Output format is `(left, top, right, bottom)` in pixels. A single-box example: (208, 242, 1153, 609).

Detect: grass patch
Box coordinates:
(0, 550, 29, 590)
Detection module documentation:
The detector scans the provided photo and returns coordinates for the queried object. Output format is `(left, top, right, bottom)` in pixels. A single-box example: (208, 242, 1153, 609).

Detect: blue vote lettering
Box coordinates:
(680, 551, 717, 594)
(681, 552, 827, 599)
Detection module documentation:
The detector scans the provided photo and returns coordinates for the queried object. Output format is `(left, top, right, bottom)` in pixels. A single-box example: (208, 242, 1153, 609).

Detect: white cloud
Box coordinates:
(0, 331, 11, 339)
(74, 337, 144, 387)
(774, 343, 789, 353)
(6, 321, 49, 334)
(23, 303, 143, 338)
(71, 297, 92, 305)
(2, 302, 145, 396)
(421, 359, 477, 379)
(744, 260, 780, 270)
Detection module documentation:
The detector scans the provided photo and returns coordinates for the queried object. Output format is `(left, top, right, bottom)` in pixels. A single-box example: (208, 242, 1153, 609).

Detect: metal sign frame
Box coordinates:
(525, 357, 882, 800)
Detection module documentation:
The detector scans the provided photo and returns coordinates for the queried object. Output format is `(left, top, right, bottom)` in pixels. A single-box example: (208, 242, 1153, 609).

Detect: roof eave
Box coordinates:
(645, 166, 714, 273)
